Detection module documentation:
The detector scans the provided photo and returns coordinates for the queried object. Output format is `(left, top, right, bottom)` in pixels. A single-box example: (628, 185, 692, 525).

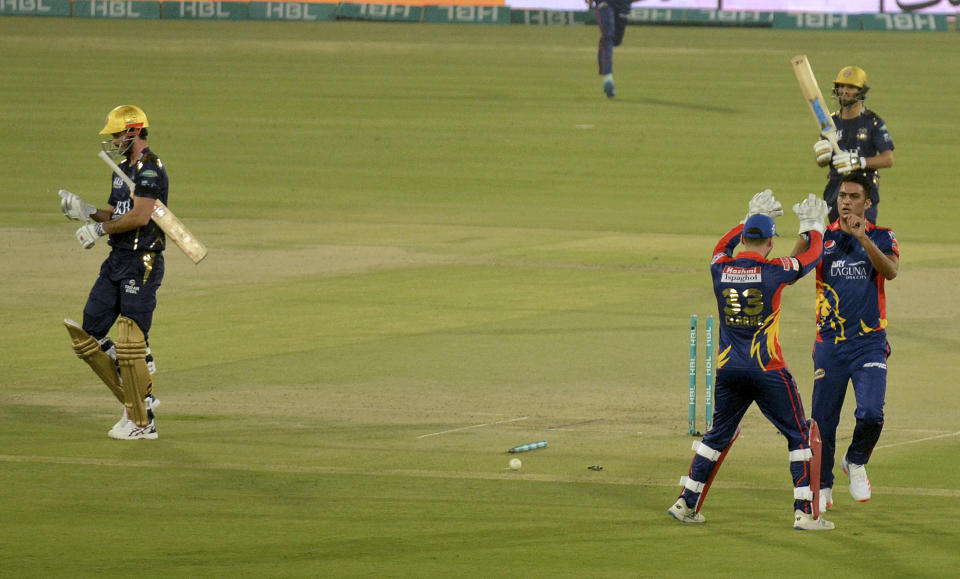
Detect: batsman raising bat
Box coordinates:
(667, 190, 834, 530)
(806, 63, 895, 224)
(59, 105, 168, 440)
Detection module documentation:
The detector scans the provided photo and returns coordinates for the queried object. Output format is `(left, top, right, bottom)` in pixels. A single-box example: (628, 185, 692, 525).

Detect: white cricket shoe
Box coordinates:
(108, 419, 158, 440)
(794, 510, 835, 531)
(819, 487, 833, 512)
(106, 396, 160, 438)
(841, 454, 871, 502)
(108, 407, 130, 437)
(668, 498, 705, 523)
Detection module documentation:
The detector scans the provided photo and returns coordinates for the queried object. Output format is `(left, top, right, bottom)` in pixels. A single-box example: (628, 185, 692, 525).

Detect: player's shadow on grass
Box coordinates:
(631, 96, 739, 114)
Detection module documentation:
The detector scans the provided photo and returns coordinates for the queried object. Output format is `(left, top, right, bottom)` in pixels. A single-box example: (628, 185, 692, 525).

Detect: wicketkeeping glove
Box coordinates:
(832, 151, 866, 175)
(59, 189, 97, 221)
(813, 140, 833, 165)
(744, 189, 783, 222)
(75, 222, 105, 249)
(793, 194, 829, 235)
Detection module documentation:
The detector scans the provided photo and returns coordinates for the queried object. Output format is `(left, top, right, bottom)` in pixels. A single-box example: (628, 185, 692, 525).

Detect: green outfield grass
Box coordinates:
(1, 18, 958, 577)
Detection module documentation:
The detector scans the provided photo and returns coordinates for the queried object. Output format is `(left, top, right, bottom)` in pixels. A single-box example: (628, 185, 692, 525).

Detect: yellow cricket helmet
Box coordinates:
(833, 66, 869, 103)
(834, 66, 869, 89)
(99, 105, 149, 135)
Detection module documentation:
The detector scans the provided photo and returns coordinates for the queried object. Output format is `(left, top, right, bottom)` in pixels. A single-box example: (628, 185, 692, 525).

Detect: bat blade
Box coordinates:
(791, 54, 841, 154)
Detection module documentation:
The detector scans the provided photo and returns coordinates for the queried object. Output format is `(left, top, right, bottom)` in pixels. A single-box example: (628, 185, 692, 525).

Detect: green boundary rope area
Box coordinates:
(1, 0, 957, 30)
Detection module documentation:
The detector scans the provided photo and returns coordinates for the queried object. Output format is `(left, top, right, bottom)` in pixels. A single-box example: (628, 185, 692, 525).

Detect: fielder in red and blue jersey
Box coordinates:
(670, 191, 835, 530)
(809, 172, 899, 506)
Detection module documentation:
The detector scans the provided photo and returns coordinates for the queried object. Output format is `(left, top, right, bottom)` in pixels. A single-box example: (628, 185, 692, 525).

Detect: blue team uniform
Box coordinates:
(811, 220, 899, 489)
(822, 109, 894, 223)
(596, 0, 632, 76)
(82, 148, 169, 345)
(680, 224, 823, 513)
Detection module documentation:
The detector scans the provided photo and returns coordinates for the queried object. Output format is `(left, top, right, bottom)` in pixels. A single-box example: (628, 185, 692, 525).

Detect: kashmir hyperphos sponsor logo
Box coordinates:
(721, 266, 761, 283)
(830, 259, 869, 280)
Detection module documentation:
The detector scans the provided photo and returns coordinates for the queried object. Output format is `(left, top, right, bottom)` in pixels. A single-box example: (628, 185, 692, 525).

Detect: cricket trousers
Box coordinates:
(681, 366, 814, 513)
(811, 333, 890, 488)
(596, 3, 627, 76)
(83, 249, 165, 341)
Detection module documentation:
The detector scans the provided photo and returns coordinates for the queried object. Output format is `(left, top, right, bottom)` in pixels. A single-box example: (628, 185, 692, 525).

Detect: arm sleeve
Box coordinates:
(875, 228, 899, 257)
(713, 224, 743, 262)
(792, 230, 823, 278)
(133, 161, 163, 200)
(872, 116, 894, 153)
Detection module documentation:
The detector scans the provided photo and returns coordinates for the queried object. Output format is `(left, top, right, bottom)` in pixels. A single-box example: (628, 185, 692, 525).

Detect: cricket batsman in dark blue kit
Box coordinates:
(668, 190, 835, 530)
(60, 105, 169, 440)
(812, 66, 894, 224)
(807, 171, 899, 511)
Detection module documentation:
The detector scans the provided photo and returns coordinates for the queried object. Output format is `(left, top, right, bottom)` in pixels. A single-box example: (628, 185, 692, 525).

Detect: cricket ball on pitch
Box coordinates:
(508, 458, 522, 470)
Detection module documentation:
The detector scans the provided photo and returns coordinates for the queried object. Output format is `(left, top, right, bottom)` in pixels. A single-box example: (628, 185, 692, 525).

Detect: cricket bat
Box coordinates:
(791, 54, 841, 154)
(98, 151, 208, 264)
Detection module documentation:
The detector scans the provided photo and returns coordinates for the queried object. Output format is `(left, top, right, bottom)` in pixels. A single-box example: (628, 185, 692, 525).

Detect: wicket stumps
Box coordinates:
(688, 315, 698, 435)
(687, 314, 715, 436)
(508, 441, 548, 453)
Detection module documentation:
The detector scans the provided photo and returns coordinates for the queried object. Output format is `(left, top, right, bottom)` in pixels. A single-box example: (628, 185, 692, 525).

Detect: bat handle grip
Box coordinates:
(823, 133, 842, 155)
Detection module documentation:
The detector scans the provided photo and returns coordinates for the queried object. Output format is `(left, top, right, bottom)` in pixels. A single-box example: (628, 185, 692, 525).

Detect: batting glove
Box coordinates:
(75, 222, 105, 249)
(793, 194, 829, 235)
(59, 189, 97, 222)
(813, 140, 833, 165)
(832, 151, 866, 175)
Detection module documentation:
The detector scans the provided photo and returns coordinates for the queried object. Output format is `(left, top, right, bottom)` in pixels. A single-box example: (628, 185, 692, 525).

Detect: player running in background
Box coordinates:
(668, 190, 834, 530)
(812, 66, 894, 224)
(801, 171, 899, 510)
(60, 105, 169, 440)
(593, 0, 636, 98)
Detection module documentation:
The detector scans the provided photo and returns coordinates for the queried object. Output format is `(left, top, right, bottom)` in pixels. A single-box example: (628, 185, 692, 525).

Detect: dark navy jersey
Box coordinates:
(815, 221, 899, 344)
(710, 224, 823, 371)
(107, 147, 168, 252)
(824, 109, 894, 203)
